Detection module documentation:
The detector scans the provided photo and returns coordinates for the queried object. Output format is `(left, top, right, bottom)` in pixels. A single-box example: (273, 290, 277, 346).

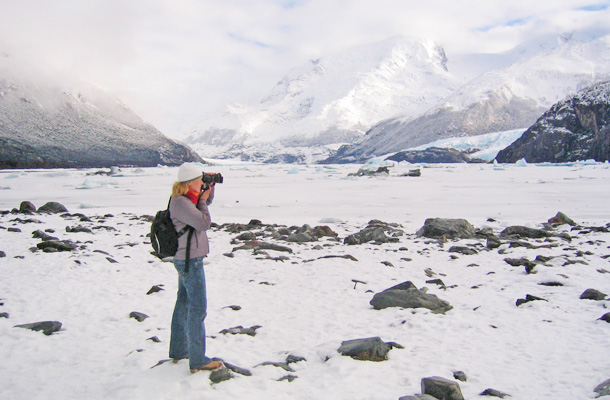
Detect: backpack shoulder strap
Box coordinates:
(184, 227, 195, 273)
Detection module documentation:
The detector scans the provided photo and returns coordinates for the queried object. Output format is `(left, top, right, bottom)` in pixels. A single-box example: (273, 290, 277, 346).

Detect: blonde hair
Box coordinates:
(171, 181, 191, 197)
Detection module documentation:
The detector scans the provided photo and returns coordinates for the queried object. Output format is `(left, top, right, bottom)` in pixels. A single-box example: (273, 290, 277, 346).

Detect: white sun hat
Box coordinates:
(177, 163, 203, 183)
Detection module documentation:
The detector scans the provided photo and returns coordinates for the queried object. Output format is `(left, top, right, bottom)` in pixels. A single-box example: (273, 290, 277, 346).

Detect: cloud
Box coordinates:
(1, 0, 609, 136)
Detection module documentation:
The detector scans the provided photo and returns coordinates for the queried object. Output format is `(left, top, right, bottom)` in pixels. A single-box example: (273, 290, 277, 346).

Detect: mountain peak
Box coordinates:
(186, 36, 458, 163)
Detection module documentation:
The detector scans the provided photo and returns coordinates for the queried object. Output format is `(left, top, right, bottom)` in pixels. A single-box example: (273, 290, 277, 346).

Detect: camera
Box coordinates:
(203, 172, 223, 184)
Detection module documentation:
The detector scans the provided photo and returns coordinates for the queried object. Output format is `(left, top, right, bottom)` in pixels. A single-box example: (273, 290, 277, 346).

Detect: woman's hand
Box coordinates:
(200, 183, 213, 200)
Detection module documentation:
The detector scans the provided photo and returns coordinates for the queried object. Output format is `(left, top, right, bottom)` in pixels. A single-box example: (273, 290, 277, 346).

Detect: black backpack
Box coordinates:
(151, 198, 194, 266)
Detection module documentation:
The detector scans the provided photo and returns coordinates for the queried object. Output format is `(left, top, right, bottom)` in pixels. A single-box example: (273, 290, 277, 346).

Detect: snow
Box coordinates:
(1, 162, 610, 400)
(403, 129, 526, 161)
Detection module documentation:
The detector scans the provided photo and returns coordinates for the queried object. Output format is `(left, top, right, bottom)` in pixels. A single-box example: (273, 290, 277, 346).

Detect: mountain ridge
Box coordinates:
(186, 32, 610, 164)
(0, 58, 202, 169)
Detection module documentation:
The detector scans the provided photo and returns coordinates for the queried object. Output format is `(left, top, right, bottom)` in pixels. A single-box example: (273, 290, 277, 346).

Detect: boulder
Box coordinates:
(19, 201, 36, 212)
(370, 281, 452, 313)
(421, 376, 464, 400)
(344, 220, 403, 245)
(416, 218, 475, 240)
(548, 212, 576, 226)
(38, 202, 68, 214)
(580, 289, 607, 301)
(14, 321, 62, 335)
(338, 337, 398, 362)
(36, 240, 77, 252)
(129, 311, 149, 322)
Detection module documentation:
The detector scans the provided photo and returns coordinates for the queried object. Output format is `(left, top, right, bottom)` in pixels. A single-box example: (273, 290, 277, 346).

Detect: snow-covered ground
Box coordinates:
(1, 162, 609, 400)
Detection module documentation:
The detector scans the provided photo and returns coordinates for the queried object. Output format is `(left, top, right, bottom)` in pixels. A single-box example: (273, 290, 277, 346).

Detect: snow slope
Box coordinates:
(1, 162, 610, 400)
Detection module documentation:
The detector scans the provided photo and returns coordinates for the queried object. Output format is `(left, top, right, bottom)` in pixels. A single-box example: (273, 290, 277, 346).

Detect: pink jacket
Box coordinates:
(169, 187, 214, 260)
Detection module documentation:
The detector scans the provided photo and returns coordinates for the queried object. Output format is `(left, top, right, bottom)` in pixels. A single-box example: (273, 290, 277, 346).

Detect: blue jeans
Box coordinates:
(169, 257, 212, 369)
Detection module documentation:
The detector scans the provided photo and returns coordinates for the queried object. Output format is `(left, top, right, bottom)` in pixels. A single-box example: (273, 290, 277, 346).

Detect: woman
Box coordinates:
(168, 162, 223, 373)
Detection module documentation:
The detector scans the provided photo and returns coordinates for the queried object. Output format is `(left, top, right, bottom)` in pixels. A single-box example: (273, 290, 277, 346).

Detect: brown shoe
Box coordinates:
(190, 360, 224, 373)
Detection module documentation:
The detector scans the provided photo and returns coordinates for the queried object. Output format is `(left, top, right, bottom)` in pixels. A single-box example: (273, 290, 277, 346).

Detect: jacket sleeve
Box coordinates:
(170, 196, 212, 232)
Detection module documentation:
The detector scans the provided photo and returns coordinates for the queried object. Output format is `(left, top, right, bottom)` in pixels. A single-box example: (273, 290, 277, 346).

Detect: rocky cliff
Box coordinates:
(495, 80, 610, 163)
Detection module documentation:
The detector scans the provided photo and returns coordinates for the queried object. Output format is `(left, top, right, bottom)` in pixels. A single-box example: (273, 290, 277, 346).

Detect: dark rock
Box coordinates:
(235, 231, 257, 241)
(232, 240, 293, 253)
(0, 251, 5, 258)
(538, 281, 564, 287)
(36, 240, 77, 252)
(338, 337, 398, 362)
(548, 212, 576, 226)
(500, 226, 553, 239)
(386, 281, 418, 291)
(32, 230, 59, 241)
(516, 294, 548, 307)
(421, 376, 465, 400)
(480, 388, 511, 398)
(426, 279, 446, 287)
(38, 202, 68, 214)
(286, 355, 307, 364)
(600, 313, 610, 323)
(370, 283, 452, 313)
(345, 226, 390, 245)
(399, 395, 438, 400)
(487, 236, 502, 249)
(496, 80, 610, 163)
(7, 227, 21, 232)
(344, 220, 403, 245)
(0, 312, 9, 318)
(147, 336, 161, 343)
(66, 225, 93, 233)
(453, 371, 467, 382)
(448, 246, 478, 255)
(317, 254, 358, 262)
(147, 285, 165, 295)
(211, 359, 252, 377)
(129, 312, 149, 322)
(14, 321, 62, 335)
(580, 288, 607, 300)
(223, 305, 242, 311)
(19, 201, 36, 212)
(209, 367, 234, 384)
(219, 325, 262, 336)
(285, 232, 316, 243)
(594, 378, 610, 397)
(416, 218, 476, 240)
(278, 375, 298, 382)
(503, 257, 537, 273)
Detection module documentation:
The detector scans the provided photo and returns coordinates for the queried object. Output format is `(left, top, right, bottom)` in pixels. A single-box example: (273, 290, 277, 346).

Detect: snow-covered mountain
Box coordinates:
(329, 32, 610, 163)
(185, 36, 461, 163)
(186, 32, 610, 164)
(0, 54, 202, 169)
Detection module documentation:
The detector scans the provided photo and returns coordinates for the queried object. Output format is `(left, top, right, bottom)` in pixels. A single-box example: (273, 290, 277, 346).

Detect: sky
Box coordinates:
(1, 0, 609, 138)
